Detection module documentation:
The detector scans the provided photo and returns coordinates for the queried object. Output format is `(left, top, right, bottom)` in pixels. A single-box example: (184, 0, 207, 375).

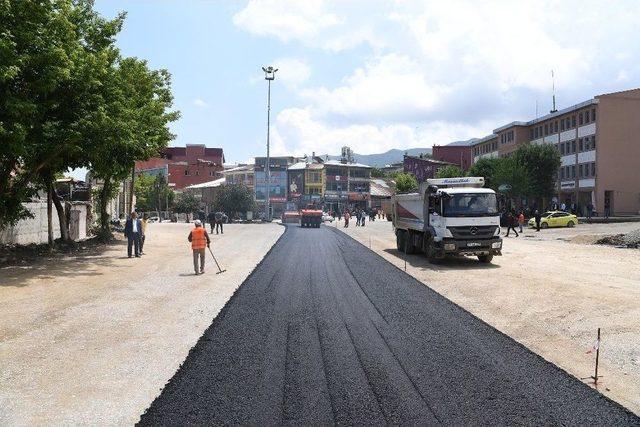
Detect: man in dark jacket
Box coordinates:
(124, 211, 142, 258)
(534, 209, 542, 232)
(207, 211, 216, 233)
(505, 211, 519, 237)
(214, 211, 225, 234)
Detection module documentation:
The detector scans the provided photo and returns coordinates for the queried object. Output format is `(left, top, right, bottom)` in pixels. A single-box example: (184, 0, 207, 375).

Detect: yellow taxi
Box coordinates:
(529, 211, 579, 228)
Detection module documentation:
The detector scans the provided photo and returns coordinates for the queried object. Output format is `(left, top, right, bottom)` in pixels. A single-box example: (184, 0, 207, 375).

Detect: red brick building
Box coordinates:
(432, 139, 476, 171)
(403, 155, 456, 183)
(135, 144, 225, 189)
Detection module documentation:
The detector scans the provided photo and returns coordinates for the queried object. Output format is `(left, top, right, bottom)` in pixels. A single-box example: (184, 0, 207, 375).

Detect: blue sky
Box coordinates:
(92, 0, 640, 166)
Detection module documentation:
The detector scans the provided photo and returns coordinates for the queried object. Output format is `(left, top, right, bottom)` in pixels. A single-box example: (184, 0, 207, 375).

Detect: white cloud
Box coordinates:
(193, 98, 209, 108)
(235, 0, 640, 155)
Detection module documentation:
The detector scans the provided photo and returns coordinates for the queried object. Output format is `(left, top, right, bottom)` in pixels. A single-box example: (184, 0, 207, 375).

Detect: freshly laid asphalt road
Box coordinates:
(139, 225, 639, 426)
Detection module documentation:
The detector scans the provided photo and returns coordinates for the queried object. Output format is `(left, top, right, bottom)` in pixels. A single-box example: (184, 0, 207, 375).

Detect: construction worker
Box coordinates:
(187, 219, 211, 275)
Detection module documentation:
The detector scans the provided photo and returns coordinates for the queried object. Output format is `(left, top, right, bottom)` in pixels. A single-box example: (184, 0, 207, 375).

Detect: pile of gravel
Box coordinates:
(623, 228, 640, 248)
(595, 228, 640, 248)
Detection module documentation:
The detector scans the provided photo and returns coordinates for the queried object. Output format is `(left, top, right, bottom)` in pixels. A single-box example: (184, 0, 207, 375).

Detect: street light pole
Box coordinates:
(263, 66, 277, 221)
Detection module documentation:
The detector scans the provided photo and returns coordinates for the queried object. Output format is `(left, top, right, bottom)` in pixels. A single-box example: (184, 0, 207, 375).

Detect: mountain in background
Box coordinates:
(321, 148, 432, 168)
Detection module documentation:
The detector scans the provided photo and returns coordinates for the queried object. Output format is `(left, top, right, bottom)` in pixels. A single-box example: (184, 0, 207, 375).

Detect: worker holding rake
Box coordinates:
(188, 220, 211, 275)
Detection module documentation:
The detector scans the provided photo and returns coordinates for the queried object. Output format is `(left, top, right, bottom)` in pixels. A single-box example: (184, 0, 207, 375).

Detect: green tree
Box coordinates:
(493, 155, 530, 206)
(394, 172, 418, 193)
(435, 165, 464, 178)
(370, 167, 385, 178)
(0, 0, 125, 243)
(135, 174, 174, 213)
(215, 184, 256, 218)
(514, 143, 561, 201)
(174, 192, 200, 215)
(467, 157, 501, 190)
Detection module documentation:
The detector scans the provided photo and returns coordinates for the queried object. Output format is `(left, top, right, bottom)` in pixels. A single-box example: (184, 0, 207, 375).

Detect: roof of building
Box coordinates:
(184, 177, 226, 189)
(288, 161, 307, 171)
(404, 155, 455, 165)
(223, 164, 254, 173)
(370, 179, 393, 198)
(442, 139, 478, 147)
(323, 159, 372, 169)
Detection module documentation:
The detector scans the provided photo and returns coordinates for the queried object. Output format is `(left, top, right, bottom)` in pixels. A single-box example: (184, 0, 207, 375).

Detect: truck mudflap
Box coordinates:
(439, 237, 502, 256)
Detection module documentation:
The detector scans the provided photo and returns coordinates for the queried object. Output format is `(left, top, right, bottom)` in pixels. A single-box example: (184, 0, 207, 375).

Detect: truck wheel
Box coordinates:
(396, 230, 406, 252)
(405, 233, 416, 254)
(478, 254, 493, 263)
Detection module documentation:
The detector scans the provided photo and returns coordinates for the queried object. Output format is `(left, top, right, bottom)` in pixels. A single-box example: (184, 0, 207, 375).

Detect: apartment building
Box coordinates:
(222, 164, 254, 190)
(469, 88, 640, 215)
(432, 139, 476, 171)
(403, 155, 456, 182)
(255, 156, 296, 217)
(135, 144, 225, 190)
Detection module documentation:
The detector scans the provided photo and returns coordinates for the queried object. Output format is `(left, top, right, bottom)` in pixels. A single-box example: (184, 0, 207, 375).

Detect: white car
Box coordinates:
(322, 213, 334, 222)
(148, 216, 160, 223)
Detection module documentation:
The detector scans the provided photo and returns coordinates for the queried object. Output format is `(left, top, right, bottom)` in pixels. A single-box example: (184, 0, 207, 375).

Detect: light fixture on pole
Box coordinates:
(262, 66, 278, 221)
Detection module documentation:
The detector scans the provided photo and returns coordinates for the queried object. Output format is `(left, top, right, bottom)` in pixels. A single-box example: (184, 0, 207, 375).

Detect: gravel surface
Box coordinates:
(139, 225, 639, 425)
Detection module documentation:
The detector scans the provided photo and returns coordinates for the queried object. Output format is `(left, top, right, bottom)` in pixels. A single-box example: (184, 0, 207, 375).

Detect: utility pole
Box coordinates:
(262, 66, 278, 221)
(129, 164, 135, 214)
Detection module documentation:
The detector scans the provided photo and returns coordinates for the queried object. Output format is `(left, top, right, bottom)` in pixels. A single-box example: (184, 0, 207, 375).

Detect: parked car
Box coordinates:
(528, 211, 578, 228)
(322, 213, 334, 223)
(148, 216, 160, 223)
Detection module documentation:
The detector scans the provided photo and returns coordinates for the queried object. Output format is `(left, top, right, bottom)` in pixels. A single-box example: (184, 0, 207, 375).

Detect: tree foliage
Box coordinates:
(174, 192, 200, 214)
(134, 174, 174, 213)
(467, 157, 500, 190)
(394, 173, 418, 193)
(514, 143, 561, 199)
(0, 0, 179, 240)
(435, 165, 464, 179)
(370, 167, 385, 178)
(215, 184, 256, 217)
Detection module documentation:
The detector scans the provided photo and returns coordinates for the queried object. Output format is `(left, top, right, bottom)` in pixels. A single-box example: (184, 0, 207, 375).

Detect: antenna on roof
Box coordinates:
(550, 70, 558, 113)
(535, 100, 539, 119)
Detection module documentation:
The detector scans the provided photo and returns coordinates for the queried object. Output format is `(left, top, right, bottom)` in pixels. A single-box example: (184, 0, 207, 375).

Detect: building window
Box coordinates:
(544, 124, 548, 136)
(184, 169, 190, 176)
(560, 120, 565, 131)
(571, 140, 576, 153)
(579, 138, 584, 152)
(571, 165, 576, 178)
(572, 116, 576, 127)
(554, 121, 558, 133)
(591, 162, 596, 177)
(559, 142, 565, 155)
(534, 127, 538, 138)
(592, 108, 596, 122)
(195, 170, 200, 176)
(579, 112, 583, 125)
(585, 110, 590, 123)
(592, 136, 596, 149)
(560, 167, 565, 180)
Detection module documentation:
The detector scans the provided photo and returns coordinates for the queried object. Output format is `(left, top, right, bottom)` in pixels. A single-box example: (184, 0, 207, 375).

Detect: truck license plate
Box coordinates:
(467, 242, 481, 247)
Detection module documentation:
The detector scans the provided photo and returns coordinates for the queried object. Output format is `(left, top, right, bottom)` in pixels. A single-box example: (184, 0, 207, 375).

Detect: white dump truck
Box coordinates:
(392, 177, 502, 263)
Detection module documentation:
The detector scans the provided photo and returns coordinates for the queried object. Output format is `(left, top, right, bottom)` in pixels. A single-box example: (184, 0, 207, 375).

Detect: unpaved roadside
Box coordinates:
(0, 223, 283, 425)
(335, 219, 640, 415)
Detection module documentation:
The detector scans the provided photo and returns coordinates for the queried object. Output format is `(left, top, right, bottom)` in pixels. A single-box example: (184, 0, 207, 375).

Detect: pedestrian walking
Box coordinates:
(560, 202, 566, 212)
(534, 209, 542, 232)
(124, 211, 142, 258)
(214, 211, 225, 234)
(505, 211, 519, 237)
(517, 211, 525, 233)
(344, 210, 350, 227)
(207, 211, 216, 233)
(140, 213, 149, 254)
(604, 199, 611, 220)
(586, 202, 594, 223)
(188, 219, 211, 275)
(355, 209, 360, 227)
(361, 210, 366, 227)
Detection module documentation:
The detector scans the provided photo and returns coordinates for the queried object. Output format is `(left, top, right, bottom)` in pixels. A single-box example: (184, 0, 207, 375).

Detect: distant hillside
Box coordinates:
(322, 148, 432, 168)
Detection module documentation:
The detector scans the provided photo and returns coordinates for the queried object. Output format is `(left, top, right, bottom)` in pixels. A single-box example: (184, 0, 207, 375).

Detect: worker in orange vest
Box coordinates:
(187, 220, 211, 275)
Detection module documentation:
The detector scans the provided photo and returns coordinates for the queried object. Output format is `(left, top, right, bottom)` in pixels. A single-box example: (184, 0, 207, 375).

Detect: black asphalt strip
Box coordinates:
(138, 224, 640, 426)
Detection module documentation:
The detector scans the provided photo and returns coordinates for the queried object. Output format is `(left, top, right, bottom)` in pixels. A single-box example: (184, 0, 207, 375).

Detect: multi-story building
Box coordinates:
(467, 88, 640, 215)
(432, 139, 476, 171)
(135, 144, 225, 190)
(255, 156, 296, 217)
(222, 164, 254, 191)
(403, 155, 456, 182)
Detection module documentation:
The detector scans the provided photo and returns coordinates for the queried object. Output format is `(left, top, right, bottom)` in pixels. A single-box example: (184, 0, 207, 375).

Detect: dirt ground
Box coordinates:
(335, 218, 640, 415)
(0, 222, 283, 425)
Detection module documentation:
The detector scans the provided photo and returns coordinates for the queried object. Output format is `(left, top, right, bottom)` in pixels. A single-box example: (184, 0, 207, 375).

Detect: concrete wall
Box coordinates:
(0, 202, 61, 245)
(596, 89, 640, 215)
(0, 202, 89, 245)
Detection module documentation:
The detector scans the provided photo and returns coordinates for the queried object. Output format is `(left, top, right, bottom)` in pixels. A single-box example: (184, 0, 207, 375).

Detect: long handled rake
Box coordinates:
(207, 246, 227, 274)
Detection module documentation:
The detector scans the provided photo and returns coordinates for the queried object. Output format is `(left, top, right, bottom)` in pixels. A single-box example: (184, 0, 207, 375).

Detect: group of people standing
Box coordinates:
(124, 212, 149, 258)
(342, 208, 368, 228)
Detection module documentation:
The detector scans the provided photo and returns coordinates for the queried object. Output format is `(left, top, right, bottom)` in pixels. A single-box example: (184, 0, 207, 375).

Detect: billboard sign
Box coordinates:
(288, 170, 304, 198)
(255, 171, 287, 202)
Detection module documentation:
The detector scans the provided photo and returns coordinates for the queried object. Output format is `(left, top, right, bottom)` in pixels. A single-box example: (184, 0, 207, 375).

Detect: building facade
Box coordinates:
(469, 88, 640, 215)
(403, 155, 456, 182)
(135, 144, 225, 190)
(255, 156, 296, 217)
(223, 164, 254, 191)
(432, 140, 475, 171)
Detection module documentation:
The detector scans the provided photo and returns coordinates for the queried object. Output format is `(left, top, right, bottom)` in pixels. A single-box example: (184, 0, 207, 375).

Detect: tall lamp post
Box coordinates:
(262, 66, 278, 221)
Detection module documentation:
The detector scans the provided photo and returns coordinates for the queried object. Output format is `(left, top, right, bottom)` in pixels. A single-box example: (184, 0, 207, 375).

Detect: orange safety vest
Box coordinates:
(191, 227, 207, 250)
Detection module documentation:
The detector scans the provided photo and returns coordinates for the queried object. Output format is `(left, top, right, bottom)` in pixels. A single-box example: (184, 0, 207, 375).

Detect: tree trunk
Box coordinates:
(52, 188, 70, 242)
(100, 178, 112, 235)
(47, 183, 54, 248)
